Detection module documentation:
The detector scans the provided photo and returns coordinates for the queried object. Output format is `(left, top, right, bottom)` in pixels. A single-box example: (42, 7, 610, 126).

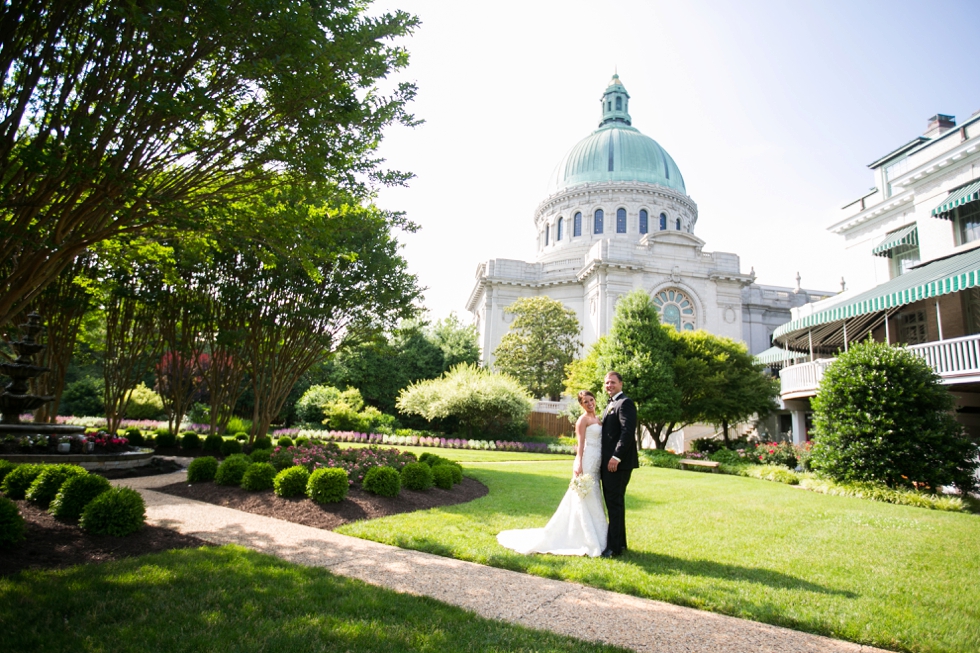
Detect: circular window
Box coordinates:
(652, 289, 696, 331)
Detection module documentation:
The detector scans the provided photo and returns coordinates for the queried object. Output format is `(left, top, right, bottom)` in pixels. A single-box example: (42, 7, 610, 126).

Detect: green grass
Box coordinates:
(338, 441, 573, 463)
(0, 545, 626, 653)
(338, 462, 980, 653)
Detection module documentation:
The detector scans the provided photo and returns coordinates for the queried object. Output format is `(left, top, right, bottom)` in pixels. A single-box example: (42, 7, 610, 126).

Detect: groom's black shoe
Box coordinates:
(601, 548, 620, 558)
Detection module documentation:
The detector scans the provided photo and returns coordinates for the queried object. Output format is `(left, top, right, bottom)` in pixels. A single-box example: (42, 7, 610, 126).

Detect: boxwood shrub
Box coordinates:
(154, 430, 177, 448)
(294, 436, 310, 447)
(49, 474, 112, 520)
(307, 467, 348, 503)
(249, 448, 272, 463)
(187, 456, 219, 483)
(180, 431, 202, 450)
(252, 436, 273, 450)
(363, 466, 401, 497)
(234, 432, 248, 442)
(0, 460, 18, 485)
(419, 452, 451, 468)
(79, 487, 146, 536)
(276, 436, 294, 448)
(446, 462, 463, 485)
(0, 497, 26, 548)
(124, 427, 145, 446)
(215, 454, 252, 486)
(26, 464, 88, 508)
(2, 463, 45, 499)
(202, 434, 224, 452)
(220, 438, 243, 457)
(241, 462, 277, 491)
(400, 462, 433, 491)
(431, 464, 454, 490)
(274, 466, 310, 498)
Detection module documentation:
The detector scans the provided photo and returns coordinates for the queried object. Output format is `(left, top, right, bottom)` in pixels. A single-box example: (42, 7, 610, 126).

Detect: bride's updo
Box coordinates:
(577, 390, 595, 405)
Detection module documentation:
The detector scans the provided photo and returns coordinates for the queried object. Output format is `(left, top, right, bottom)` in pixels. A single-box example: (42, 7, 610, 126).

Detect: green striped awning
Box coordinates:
(871, 224, 918, 257)
(773, 244, 980, 341)
(755, 346, 810, 365)
(932, 180, 980, 219)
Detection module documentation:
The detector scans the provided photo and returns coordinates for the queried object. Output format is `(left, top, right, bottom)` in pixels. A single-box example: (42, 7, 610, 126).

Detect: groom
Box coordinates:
(600, 371, 639, 558)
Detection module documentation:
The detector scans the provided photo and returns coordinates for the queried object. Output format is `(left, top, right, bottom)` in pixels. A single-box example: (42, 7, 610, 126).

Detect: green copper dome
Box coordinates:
(547, 75, 686, 195)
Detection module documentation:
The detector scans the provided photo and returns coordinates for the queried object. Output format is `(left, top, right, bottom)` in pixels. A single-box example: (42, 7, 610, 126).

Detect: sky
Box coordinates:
(369, 0, 980, 322)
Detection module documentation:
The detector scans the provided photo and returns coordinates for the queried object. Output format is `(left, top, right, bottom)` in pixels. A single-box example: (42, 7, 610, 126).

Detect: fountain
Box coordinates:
(0, 312, 84, 438)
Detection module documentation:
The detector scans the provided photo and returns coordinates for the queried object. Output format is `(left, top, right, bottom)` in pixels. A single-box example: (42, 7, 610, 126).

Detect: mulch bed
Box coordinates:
(154, 476, 489, 531)
(0, 500, 211, 578)
(2, 465, 489, 578)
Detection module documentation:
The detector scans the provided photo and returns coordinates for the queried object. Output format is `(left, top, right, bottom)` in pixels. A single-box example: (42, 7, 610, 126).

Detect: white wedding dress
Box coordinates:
(497, 423, 607, 557)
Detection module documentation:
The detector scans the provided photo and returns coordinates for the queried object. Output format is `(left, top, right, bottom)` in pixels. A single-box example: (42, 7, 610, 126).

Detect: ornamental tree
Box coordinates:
(810, 340, 979, 493)
(492, 296, 582, 400)
(396, 364, 534, 438)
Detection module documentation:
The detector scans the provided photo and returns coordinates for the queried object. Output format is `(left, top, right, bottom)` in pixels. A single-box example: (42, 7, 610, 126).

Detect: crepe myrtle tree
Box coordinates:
(492, 296, 582, 400)
(0, 0, 420, 329)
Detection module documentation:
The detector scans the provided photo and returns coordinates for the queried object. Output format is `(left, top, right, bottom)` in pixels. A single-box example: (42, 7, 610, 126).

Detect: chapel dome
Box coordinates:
(546, 75, 686, 196)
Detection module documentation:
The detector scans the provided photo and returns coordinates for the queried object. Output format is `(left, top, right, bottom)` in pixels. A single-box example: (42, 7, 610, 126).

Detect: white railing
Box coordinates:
(780, 333, 980, 398)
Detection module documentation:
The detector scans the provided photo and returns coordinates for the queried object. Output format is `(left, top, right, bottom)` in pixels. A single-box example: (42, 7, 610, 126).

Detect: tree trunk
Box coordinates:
(103, 294, 161, 434)
(722, 419, 730, 444)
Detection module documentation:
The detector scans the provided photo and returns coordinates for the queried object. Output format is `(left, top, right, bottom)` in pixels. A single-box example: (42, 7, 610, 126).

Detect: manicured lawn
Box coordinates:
(339, 441, 573, 463)
(339, 462, 980, 653)
(0, 545, 626, 653)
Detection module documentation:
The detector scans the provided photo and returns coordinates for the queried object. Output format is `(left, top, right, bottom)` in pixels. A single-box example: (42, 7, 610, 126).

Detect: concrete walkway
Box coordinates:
(116, 472, 891, 653)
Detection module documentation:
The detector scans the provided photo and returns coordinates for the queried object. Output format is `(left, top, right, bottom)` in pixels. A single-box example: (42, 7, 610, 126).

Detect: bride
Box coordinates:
(497, 390, 607, 557)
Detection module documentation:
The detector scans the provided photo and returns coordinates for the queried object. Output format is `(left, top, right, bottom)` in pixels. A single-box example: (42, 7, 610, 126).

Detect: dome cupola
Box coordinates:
(600, 73, 631, 127)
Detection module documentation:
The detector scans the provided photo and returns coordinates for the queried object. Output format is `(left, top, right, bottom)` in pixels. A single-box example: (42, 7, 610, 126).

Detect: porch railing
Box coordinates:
(779, 333, 980, 398)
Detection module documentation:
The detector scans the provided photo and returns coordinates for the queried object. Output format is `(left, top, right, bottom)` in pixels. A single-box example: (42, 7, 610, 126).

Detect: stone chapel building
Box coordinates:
(467, 75, 833, 367)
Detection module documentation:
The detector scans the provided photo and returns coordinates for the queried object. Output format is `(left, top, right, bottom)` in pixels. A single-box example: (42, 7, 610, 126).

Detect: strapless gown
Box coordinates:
(496, 423, 607, 557)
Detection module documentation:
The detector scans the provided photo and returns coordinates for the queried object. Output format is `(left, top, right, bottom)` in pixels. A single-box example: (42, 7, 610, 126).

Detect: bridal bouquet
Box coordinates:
(569, 474, 593, 498)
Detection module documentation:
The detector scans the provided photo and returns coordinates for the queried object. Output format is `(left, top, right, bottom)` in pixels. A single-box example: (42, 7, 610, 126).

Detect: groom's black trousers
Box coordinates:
(601, 466, 633, 553)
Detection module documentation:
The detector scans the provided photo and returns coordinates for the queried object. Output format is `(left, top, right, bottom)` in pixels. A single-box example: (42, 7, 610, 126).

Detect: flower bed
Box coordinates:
(276, 428, 575, 455)
(271, 441, 416, 486)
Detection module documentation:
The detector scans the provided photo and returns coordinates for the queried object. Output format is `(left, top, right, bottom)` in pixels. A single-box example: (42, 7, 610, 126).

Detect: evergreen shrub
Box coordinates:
(180, 431, 202, 450)
(154, 430, 177, 448)
(49, 474, 112, 520)
(709, 448, 748, 466)
(431, 464, 454, 490)
(59, 376, 104, 417)
(276, 436, 294, 448)
(241, 463, 277, 491)
(294, 436, 310, 447)
(249, 448, 272, 463)
(0, 460, 17, 485)
(252, 436, 273, 450)
(215, 455, 252, 486)
(639, 449, 682, 469)
(26, 464, 87, 508)
(307, 467, 348, 503)
(811, 340, 980, 492)
(187, 456, 219, 482)
(220, 439, 243, 457)
(234, 432, 248, 442)
(273, 466, 310, 498)
(419, 452, 450, 468)
(124, 427, 144, 446)
(2, 464, 44, 499)
(362, 466, 401, 497)
(401, 462, 433, 491)
(689, 438, 724, 454)
(202, 434, 224, 452)
(79, 487, 146, 536)
(0, 497, 26, 548)
(446, 462, 463, 485)
(123, 383, 164, 419)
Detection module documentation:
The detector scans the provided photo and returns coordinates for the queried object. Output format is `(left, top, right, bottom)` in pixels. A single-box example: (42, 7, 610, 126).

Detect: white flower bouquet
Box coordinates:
(569, 473, 593, 498)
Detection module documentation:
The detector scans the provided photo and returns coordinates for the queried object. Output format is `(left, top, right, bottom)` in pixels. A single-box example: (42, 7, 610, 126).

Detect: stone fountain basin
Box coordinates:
(0, 446, 156, 471)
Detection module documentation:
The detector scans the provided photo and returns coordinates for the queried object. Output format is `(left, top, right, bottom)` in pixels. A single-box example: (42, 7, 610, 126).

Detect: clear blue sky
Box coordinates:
(371, 0, 980, 321)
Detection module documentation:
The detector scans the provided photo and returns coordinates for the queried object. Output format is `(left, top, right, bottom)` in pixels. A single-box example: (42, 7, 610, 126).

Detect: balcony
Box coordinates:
(779, 333, 980, 399)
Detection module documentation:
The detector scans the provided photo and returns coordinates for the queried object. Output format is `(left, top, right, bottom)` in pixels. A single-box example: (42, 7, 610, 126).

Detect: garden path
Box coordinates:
(116, 472, 892, 653)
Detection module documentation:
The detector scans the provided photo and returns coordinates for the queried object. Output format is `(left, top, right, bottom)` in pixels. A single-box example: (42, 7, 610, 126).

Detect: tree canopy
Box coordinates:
(493, 296, 581, 400)
(0, 0, 419, 327)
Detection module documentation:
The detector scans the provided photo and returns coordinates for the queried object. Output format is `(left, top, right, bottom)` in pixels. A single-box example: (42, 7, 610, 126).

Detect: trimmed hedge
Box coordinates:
(432, 464, 454, 490)
(220, 439, 243, 457)
(202, 434, 224, 452)
(2, 464, 44, 499)
(307, 467, 348, 504)
(26, 464, 88, 508)
(124, 427, 145, 446)
(274, 466, 310, 498)
(249, 448, 272, 463)
(362, 466, 401, 497)
(187, 456, 219, 483)
(0, 460, 18, 485)
(241, 462, 277, 491)
(180, 431, 202, 450)
(215, 454, 251, 486)
(276, 436, 294, 448)
(0, 497, 26, 548)
(79, 487, 146, 536)
(252, 436, 273, 450)
(154, 431, 177, 448)
(401, 462, 433, 491)
(49, 474, 112, 520)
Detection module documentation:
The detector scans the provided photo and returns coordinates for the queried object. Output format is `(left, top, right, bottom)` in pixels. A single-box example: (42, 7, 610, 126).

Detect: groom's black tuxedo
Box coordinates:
(601, 392, 639, 555)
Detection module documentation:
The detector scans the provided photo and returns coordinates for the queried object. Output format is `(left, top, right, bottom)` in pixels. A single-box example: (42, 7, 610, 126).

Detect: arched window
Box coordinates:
(545, 225, 550, 246)
(615, 96, 622, 110)
(639, 209, 648, 234)
(594, 209, 604, 234)
(659, 213, 667, 230)
(675, 218, 681, 230)
(616, 208, 627, 233)
(557, 217, 564, 241)
(652, 289, 697, 331)
(573, 212, 582, 237)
